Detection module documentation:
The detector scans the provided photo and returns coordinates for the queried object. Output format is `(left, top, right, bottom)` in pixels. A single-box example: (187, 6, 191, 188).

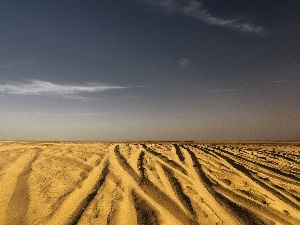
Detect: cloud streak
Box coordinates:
(0, 79, 128, 98)
(143, 0, 264, 34)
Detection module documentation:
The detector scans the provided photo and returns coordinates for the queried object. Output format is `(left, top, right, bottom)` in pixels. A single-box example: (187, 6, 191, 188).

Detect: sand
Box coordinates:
(0, 141, 299, 225)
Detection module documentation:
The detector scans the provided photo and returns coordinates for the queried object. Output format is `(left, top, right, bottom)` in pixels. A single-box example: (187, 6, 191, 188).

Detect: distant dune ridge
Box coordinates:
(0, 142, 299, 225)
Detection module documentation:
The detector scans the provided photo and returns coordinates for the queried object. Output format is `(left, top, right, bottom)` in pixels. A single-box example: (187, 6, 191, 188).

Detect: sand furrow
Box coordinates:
(183, 147, 240, 225)
(211, 146, 300, 186)
(213, 146, 300, 182)
(131, 189, 159, 225)
(42, 154, 94, 172)
(173, 144, 185, 162)
(210, 148, 300, 211)
(215, 185, 300, 225)
(142, 144, 187, 175)
(68, 165, 109, 225)
(1, 142, 299, 225)
(0, 149, 39, 225)
(113, 145, 141, 182)
(112, 145, 197, 225)
(195, 146, 300, 222)
(212, 191, 269, 225)
(5, 148, 41, 225)
(45, 156, 109, 225)
(160, 164, 195, 215)
(143, 147, 193, 184)
(250, 172, 300, 210)
(154, 162, 192, 215)
(137, 150, 146, 180)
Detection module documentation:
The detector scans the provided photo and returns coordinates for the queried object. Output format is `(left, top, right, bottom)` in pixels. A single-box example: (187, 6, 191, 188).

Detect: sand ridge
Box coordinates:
(0, 142, 299, 224)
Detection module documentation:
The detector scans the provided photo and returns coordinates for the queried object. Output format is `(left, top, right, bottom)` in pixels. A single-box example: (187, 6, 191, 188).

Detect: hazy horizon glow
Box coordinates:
(0, 0, 299, 141)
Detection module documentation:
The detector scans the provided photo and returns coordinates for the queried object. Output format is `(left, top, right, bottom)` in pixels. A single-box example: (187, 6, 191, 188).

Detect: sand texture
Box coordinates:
(0, 142, 300, 225)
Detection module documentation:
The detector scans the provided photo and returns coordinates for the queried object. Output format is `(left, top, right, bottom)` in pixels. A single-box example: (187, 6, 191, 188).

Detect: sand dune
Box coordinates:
(0, 142, 299, 225)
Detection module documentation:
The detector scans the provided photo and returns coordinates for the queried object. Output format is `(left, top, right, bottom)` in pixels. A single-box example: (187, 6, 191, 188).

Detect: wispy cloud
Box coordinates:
(142, 0, 264, 34)
(0, 79, 128, 98)
(178, 57, 190, 69)
(0, 59, 36, 69)
(273, 80, 290, 83)
(68, 112, 126, 116)
(208, 88, 242, 93)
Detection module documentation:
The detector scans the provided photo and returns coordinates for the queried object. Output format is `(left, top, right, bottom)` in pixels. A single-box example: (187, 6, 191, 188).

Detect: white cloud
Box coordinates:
(142, 0, 264, 34)
(0, 79, 127, 98)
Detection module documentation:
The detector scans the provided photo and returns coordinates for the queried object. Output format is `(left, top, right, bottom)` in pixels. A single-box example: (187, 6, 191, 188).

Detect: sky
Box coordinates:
(0, 0, 299, 141)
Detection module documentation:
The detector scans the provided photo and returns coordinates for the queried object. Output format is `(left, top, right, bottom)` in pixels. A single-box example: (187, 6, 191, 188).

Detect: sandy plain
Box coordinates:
(0, 141, 299, 225)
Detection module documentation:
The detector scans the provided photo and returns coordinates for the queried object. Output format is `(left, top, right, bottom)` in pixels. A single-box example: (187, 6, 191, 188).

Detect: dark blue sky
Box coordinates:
(0, 0, 299, 141)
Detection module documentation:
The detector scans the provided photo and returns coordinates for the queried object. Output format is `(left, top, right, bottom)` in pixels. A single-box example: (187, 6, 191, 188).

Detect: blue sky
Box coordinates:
(0, 0, 299, 141)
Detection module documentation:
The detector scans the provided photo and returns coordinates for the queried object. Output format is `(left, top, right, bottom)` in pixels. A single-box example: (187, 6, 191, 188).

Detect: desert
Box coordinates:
(0, 141, 299, 225)
(2, 0, 300, 224)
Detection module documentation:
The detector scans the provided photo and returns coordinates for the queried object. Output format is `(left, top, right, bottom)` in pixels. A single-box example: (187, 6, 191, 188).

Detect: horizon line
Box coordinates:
(1, 139, 300, 144)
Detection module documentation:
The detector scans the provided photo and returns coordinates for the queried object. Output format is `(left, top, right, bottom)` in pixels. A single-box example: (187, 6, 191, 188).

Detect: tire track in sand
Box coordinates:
(69, 164, 109, 225)
(45, 155, 109, 225)
(205, 147, 300, 224)
(112, 145, 197, 225)
(157, 163, 195, 216)
(183, 147, 241, 225)
(187, 145, 300, 225)
(131, 189, 159, 225)
(4, 148, 41, 225)
(141, 144, 187, 175)
(172, 144, 185, 162)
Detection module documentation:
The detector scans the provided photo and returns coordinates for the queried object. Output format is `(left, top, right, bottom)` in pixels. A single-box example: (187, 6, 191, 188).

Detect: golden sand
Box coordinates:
(0, 142, 299, 225)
